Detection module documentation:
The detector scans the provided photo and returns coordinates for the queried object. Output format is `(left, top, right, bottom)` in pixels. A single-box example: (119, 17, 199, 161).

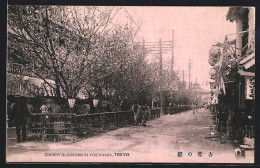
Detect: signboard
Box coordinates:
(12, 63, 23, 75)
(246, 76, 254, 99)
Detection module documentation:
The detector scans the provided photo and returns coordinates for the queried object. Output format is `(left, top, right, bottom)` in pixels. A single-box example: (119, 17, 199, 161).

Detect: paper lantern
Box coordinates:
(68, 98, 76, 108)
(93, 99, 99, 107)
(209, 68, 216, 76)
(208, 46, 221, 66)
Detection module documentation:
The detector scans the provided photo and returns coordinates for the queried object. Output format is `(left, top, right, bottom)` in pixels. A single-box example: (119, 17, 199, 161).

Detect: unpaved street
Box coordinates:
(6, 109, 254, 163)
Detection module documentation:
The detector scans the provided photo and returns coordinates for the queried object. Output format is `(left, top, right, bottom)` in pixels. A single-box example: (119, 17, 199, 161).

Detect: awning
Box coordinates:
(226, 7, 248, 22)
(238, 69, 255, 77)
(23, 75, 56, 97)
(23, 76, 55, 87)
(239, 52, 255, 69)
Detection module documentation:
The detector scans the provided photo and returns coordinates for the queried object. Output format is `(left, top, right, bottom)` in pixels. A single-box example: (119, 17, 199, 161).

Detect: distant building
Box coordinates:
(191, 81, 209, 105)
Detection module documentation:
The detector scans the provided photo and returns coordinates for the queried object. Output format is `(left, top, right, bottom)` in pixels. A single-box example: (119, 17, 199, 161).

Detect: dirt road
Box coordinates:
(6, 109, 254, 163)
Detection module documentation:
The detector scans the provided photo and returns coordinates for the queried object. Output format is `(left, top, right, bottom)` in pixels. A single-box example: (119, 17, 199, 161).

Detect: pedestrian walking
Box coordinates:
(140, 104, 149, 126)
(193, 104, 197, 115)
(12, 96, 29, 142)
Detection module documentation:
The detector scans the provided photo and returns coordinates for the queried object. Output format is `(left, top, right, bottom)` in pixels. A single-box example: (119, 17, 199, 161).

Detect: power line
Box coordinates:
(122, 7, 138, 27)
(171, 30, 174, 72)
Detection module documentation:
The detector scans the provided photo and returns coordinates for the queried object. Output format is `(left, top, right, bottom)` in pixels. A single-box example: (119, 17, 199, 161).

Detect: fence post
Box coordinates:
(42, 115, 46, 142)
(70, 115, 75, 142)
(116, 112, 119, 129)
(130, 111, 134, 125)
(101, 113, 105, 131)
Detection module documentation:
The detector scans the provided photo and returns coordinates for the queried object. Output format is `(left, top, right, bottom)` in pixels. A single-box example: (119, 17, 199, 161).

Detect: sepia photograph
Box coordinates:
(6, 6, 255, 163)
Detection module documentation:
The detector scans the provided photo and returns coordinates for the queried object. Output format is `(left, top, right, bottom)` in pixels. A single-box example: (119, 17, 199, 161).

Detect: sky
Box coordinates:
(119, 7, 236, 90)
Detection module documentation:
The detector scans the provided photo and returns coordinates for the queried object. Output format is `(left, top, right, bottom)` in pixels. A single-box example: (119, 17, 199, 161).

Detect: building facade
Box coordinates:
(208, 7, 255, 144)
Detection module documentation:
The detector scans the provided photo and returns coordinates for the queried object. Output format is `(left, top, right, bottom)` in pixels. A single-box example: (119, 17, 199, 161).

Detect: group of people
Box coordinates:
(8, 96, 152, 142)
(131, 104, 150, 127)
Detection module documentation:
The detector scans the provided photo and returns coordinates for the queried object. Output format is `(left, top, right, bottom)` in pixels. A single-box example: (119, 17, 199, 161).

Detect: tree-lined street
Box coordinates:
(6, 6, 255, 164)
(7, 108, 253, 163)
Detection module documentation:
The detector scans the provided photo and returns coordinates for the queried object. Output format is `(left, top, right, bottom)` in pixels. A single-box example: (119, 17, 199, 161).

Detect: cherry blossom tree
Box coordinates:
(8, 5, 119, 98)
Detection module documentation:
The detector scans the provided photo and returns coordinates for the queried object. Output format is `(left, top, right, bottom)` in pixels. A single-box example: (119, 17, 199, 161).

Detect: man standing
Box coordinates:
(12, 96, 29, 142)
(131, 104, 141, 126)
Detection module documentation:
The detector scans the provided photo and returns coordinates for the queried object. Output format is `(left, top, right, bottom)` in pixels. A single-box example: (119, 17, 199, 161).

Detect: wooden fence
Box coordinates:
(25, 107, 194, 142)
(163, 106, 191, 115)
(26, 108, 161, 142)
(73, 111, 134, 138)
(27, 113, 76, 142)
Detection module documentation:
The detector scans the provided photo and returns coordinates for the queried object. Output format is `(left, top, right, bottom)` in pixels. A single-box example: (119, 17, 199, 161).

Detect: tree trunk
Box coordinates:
(55, 78, 61, 98)
(55, 85, 61, 98)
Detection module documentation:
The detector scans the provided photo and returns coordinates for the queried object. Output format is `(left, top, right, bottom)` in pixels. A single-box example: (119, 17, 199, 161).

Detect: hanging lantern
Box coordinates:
(68, 98, 76, 108)
(85, 94, 89, 99)
(209, 67, 216, 80)
(208, 46, 221, 66)
(210, 74, 215, 80)
(209, 67, 216, 76)
(209, 82, 216, 90)
(93, 99, 99, 107)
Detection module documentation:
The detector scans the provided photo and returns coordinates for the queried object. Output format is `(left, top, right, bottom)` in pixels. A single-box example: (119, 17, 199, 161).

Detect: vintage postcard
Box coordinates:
(6, 6, 255, 163)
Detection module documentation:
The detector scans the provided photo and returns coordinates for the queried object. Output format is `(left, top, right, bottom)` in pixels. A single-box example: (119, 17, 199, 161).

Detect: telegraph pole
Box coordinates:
(137, 35, 173, 116)
(171, 30, 174, 72)
(159, 39, 164, 116)
(143, 39, 145, 58)
(188, 58, 192, 89)
(183, 70, 184, 83)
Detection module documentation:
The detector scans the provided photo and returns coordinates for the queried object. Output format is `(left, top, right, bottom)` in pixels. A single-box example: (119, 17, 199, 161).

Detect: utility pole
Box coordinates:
(159, 39, 164, 116)
(143, 39, 145, 59)
(183, 70, 184, 83)
(137, 35, 173, 115)
(188, 58, 191, 89)
(171, 30, 174, 72)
